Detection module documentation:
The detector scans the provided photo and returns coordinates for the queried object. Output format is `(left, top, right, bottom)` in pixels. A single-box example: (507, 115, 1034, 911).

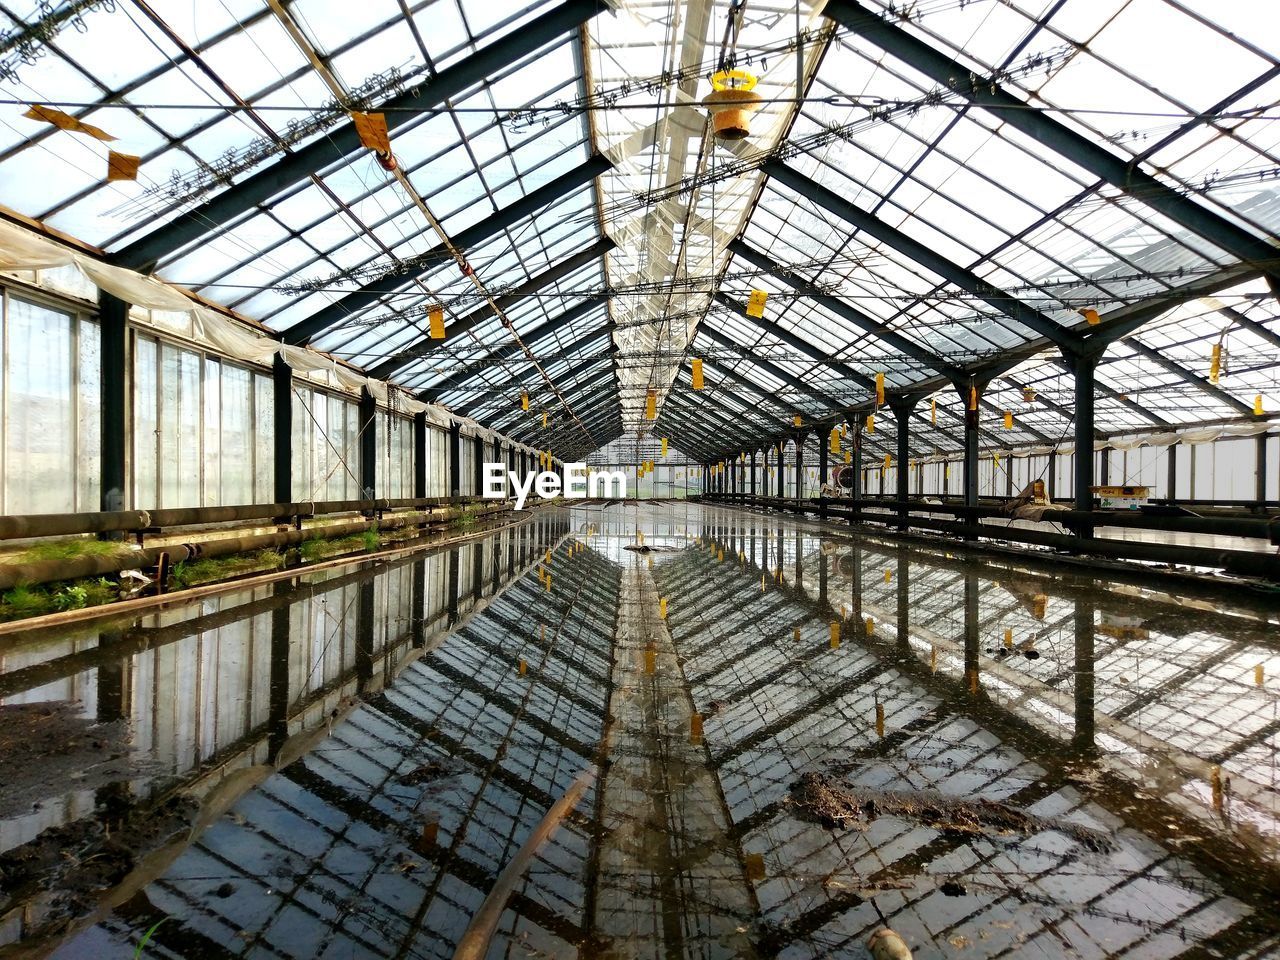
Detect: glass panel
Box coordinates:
(3, 298, 75, 513)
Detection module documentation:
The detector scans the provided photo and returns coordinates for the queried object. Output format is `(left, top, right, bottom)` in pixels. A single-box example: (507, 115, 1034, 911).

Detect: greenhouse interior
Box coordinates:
(0, 0, 1278, 957)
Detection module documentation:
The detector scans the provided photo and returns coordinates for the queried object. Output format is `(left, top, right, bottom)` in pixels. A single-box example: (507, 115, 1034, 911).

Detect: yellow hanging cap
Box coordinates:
(1210, 343, 1222, 384)
(661, 437, 669, 456)
(829, 428, 840, 455)
(968, 386, 978, 411)
(1080, 307, 1101, 325)
(1254, 394, 1264, 415)
(930, 398, 936, 424)
(520, 391, 529, 411)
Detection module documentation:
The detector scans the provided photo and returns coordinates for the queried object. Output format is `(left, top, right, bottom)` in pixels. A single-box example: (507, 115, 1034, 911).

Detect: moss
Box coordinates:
(300, 531, 381, 563)
(18, 539, 131, 565)
(170, 549, 284, 589)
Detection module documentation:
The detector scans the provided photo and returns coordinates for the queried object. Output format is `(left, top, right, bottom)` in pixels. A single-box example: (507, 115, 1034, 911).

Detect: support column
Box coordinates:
(958, 382, 981, 516)
(413, 412, 427, 499)
(1047, 450, 1057, 502)
(818, 428, 829, 518)
(473, 434, 484, 498)
(358, 388, 377, 503)
(448, 422, 461, 497)
(794, 434, 804, 501)
(1165, 442, 1177, 504)
(851, 420, 863, 525)
(750, 451, 757, 497)
(890, 398, 915, 530)
(1063, 350, 1100, 525)
(1256, 433, 1268, 506)
(99, 292, 129, 514)
(776, 442, 785, 499)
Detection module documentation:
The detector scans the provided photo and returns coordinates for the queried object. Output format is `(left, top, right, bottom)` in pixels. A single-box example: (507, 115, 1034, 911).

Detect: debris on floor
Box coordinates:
(788, 772, 1116, 852)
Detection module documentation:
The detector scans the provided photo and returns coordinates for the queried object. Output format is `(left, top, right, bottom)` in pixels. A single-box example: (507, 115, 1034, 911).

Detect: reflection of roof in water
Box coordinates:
(0, 503, 1277, 958)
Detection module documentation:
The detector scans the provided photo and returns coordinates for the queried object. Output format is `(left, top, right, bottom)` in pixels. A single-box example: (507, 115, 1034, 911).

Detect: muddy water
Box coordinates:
(0, 502, 1276, 959)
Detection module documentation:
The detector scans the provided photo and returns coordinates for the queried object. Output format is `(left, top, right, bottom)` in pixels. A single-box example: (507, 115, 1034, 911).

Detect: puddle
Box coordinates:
(0, 502, 1276, 958)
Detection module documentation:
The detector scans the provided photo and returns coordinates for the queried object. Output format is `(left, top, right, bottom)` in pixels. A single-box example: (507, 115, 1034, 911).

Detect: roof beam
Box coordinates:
(823, 0, 1280, 289)
(112, 0, 608, 270)
(489, 376, 617, 436)
(447, 324, 613, 415)
(367, 237, 616, 376)
(416, 295, 609, 400)
(730, 240, 967, 382)
(697, 323, 847, 421)
(283, 157, 611, 346)
(763, 161, 1082, 350)
(1121, 339, 1255, 416)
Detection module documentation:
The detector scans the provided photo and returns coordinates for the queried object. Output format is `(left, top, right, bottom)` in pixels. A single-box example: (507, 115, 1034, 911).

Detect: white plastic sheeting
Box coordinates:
(0, 219, 539, 456)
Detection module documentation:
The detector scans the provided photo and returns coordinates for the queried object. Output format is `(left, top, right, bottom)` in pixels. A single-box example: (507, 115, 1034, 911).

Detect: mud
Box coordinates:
(0, 794, 198, 940)
(0, 702, 141, 821)
(788, 772, 1116, 852)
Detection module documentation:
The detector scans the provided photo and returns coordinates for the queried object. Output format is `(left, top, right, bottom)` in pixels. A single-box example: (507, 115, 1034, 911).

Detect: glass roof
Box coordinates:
(0, 0, 1276, 459)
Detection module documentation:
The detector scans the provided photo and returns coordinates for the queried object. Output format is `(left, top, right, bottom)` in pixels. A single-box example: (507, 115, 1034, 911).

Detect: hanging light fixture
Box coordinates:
(703, 69, 762, 141)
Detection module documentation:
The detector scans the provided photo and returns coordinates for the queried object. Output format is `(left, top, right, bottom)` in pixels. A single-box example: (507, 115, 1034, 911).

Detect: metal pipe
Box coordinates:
(702, 493, 1280, 579)
(0, 496, 492, 541)
(0, 502, 510, 590)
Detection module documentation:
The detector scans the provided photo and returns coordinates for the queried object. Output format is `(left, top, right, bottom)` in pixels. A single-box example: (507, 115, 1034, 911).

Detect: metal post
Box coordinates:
(448, 422, 461, 497)
(99, 292, 128, 514)
(891, 398, 914, 530)
(358, 388, 377, 501)
(852, 421, 862, 525)
(413, 412, 427, 499)
(795, 434, 804, 500)
(961, 385, 980, 515)
(1166, 442, 1177, 503)
(818, 428, 829, 518)
(750, 451, 757, 497)
(1256, 433, 1268, 506)
(777, 443, 785, 498)
(473, 434, 484, 498)
(1066, 351, 1099, 521)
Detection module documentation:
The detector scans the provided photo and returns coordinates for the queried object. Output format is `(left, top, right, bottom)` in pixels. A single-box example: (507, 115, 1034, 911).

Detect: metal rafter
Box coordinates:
(111, 0, 609, 270)
(285, 157, 612, 347)
(822, 0, 1280, 291)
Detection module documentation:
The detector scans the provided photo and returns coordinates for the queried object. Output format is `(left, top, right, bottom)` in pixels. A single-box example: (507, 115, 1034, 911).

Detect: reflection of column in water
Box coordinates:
(1074, 595, 1097, 751)
(964, 570, 980, 693)
(896, 546, 910, 647)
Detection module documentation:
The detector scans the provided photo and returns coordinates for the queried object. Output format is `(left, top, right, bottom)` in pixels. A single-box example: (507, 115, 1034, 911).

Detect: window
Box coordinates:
(0, 291, 100, 514)
(133, 333, 274, 509)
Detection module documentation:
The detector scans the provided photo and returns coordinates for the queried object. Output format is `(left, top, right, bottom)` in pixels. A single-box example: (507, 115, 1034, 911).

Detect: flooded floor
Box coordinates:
(1, 502, 1278, 959)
